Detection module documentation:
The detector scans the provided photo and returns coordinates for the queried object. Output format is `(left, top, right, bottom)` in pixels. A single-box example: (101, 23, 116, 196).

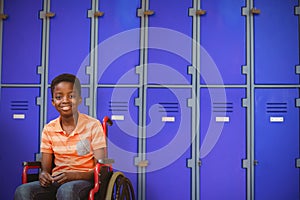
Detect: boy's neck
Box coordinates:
(60, 112, 79, 131)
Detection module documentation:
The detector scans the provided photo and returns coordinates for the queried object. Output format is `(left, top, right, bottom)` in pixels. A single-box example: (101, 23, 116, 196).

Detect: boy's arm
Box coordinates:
(39, 152, 54, 187)
(52, 147, 106, 184)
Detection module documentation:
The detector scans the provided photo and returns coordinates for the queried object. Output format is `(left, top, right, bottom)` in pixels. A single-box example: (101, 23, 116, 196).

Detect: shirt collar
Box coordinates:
(53, 112, 84, 135)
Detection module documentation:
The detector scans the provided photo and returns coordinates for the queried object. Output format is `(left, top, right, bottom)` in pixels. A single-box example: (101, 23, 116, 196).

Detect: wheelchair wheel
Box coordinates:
(105, 172, 135, 200)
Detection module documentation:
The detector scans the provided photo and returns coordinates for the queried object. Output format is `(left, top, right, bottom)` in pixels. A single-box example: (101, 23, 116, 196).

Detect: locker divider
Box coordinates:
(0, 0, 4, 88)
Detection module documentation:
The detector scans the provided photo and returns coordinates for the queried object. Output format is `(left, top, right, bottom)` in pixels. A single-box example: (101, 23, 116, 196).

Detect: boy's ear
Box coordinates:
(79, 96, 82, 104)
(51, 98, 55, 106)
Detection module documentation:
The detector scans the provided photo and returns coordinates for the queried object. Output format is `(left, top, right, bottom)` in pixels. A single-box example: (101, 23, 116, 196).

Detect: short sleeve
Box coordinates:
(90, 120, 107, 150)
(40, 126, 53, 154)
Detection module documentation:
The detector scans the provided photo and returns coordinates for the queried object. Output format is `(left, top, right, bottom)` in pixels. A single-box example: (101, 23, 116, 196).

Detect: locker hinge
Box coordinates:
(296, 99, 300, 108)
(242, 98, 249, 108)
(94, 11, 104, 17)
(296, 159, 300, 168)
(187, 98, 194, 108)
(189, 8, 207, 17)
(39, 11, 55, 19)
(0, 13, 8, 20)
(295, 65, 300, 75)
(135, 98, 142, 107)
(250, 8, 261, 15)
(88, 10, 104, 18)
(86, 66, 93, 75)
(137, 9, 154, 17)
(134, 157, 148, 167)
(87, 10, 93, 18)
(188, 65, 196, 76)
(37, 66, 44, 75)
(241, 7, 248, 16)
(242, 159, 250, 169)
(242, 7, 260, 16)
(135, 65, 143, 75)
(187, 159, 202, 168)
(85, 98, 92, 107)
(36, 97, 42, 106)
(242, 65, 249, 75)
(295, 6, 300, 15)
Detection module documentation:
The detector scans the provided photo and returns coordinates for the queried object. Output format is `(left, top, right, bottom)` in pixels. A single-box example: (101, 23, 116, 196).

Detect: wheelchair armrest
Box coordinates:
(98, 158, 114, 165)
(23, 161, 41, 167)
(22, 161, 41, 184)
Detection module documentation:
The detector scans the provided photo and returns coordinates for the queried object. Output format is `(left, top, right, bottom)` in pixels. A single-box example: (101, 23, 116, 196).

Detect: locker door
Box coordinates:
(97, 0, 140, 85)
(0, 88, 39, 199)
(254, 89, 299, 199)
(200, 88, 246, 200)
(97, 87, 139, 199)
(2, 0, 42, 84)
(200, 0, 246, 85)
(146, 88, 191, 199)
(147, 0, 193, 85)
(253, 0, 299, 84)
(48, 0, 91, 84)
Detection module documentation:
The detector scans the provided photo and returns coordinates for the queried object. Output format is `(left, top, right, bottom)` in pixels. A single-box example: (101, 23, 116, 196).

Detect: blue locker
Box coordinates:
(253, 0, 299, 84)
(254, 89, 299, 199)
(200, 0, 246, 85)
(46, 87, 89, 122)
(0, 88, 39, 199)
(146, 88, 191, 199)
(147, 0, 193, 85)
(97, 87, 139, 199)
(200, 88, 246, 199)
(97, 0, 140, 85)
(2, 0, 42, 84)
(48, 0, 91, 84)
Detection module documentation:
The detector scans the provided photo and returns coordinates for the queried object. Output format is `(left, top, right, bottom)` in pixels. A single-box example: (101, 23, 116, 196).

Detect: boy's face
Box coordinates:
(51, 81, 82, 118)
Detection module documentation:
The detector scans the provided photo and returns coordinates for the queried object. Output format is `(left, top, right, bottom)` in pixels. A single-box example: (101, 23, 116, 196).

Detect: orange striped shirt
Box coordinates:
(40, 112, 106, 176)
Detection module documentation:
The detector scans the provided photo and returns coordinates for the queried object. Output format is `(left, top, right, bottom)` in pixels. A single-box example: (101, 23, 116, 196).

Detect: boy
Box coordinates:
(14, 73, 107, 200)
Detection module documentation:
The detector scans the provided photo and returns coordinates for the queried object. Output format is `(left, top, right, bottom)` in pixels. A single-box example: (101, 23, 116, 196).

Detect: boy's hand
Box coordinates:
(39, 171, 54, 187)
(52, 172, 74, 185)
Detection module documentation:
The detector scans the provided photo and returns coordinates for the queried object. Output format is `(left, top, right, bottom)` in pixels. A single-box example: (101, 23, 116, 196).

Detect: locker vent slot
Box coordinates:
(266, 102, 287, 113)
(10, 101, 29, 111)
(212, 102, 233, 113)
(109, 101, 128, 112)
(159, 102, 179, 113)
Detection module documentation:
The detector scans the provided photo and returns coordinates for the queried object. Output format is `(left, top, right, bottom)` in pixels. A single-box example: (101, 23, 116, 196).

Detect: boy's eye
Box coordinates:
(54, 95, 62, 100)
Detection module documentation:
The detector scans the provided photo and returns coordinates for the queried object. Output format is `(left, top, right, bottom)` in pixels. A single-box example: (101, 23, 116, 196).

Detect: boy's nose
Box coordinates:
(61, 96, 70, 102)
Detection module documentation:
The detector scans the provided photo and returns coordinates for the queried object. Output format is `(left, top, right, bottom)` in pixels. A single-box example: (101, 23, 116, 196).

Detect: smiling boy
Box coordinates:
(14, 73, 107, 200)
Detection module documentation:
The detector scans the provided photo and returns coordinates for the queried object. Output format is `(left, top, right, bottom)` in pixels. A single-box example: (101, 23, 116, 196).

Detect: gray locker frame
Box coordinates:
(0, 0, 3, 87)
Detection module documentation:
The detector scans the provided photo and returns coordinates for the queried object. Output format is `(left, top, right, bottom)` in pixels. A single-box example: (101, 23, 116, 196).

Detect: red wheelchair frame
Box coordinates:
(22, 116, 135, 200)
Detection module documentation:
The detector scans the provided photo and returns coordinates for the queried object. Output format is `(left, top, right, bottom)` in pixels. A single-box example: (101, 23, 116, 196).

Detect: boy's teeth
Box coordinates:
(62, 106, 70, 111)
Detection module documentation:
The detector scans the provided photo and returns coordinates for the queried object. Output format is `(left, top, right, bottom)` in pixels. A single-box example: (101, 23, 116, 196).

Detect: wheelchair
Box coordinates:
(21, 116, 135, 200)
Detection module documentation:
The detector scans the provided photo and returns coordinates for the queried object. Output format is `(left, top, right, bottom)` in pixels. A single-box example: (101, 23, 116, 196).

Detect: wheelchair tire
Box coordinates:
(105, 172, 135, 200)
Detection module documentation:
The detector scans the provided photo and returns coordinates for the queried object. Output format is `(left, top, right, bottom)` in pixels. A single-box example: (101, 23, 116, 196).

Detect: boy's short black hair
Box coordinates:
(50, 73, 82, 98)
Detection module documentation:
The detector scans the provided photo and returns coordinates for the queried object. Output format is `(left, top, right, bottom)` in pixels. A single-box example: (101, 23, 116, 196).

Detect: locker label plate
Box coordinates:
(162, 116, 175, 122)
(270, 116, 284, 123)
(215, 116, 229, 122)
(13, 114, 25, 119)
(111, 115, 124, 121)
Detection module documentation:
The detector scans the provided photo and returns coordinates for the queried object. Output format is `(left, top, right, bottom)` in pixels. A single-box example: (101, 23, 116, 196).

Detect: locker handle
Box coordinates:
(45, 12, 55, 18)
(94, 11, 104, 17)
(251, 8, 261, 15)
(144, 10, 154, 16)
(196, 9, 207, 16)
(0, 13, 8, 20)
